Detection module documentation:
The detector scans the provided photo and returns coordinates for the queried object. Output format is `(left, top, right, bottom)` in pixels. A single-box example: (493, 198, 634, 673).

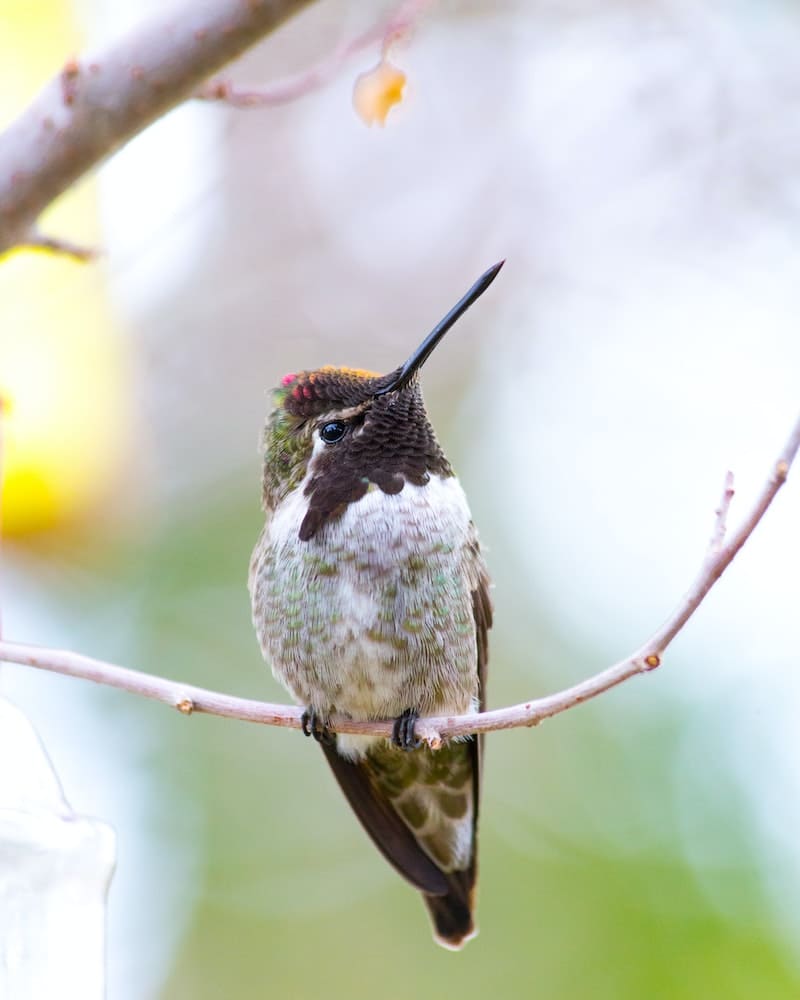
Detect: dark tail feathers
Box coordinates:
(424, 869, 478, 950)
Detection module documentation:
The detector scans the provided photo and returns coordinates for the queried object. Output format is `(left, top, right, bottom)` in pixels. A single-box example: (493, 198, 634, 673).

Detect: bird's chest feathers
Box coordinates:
(268, 475, 471, 609)
(253, 475, 478, 717)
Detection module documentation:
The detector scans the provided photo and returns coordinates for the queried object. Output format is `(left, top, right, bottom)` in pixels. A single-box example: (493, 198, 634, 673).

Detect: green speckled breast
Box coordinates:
(249, 474, 483, 726)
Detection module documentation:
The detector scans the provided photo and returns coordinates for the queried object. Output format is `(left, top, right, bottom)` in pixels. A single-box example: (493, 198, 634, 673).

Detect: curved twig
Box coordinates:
(196, 0, 431, 108)
(1, 412, 797, 748)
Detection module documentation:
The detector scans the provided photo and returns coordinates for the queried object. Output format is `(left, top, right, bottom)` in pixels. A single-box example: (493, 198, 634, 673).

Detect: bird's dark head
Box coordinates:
(261, 262, 504, 540)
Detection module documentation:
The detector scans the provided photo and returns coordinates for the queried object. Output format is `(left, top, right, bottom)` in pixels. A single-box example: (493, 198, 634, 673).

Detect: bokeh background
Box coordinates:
(2, 0, 800, 997)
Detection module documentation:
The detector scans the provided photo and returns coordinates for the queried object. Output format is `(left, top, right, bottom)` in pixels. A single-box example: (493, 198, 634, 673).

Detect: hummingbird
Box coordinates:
(249, 262, 502, 948)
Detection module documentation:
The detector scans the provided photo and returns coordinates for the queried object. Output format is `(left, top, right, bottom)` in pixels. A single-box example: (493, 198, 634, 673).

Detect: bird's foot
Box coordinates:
(392, 708, 421, 751)
(301, 708, 334, 745)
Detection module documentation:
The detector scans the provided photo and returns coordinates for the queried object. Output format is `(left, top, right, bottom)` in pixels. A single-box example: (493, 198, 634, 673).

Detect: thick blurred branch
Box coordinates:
(1, 412, 797, 747)
(0, 0, 315, 257)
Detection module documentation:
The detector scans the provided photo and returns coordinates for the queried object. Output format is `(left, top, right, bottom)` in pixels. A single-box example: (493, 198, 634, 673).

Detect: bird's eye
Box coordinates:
(320, 421, 346, 444)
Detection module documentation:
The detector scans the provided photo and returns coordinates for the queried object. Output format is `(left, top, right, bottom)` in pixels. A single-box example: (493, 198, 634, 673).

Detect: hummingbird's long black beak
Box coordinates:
(374, 260, 505, 397)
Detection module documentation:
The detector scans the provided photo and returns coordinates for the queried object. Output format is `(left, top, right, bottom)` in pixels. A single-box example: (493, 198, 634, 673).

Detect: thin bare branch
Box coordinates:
(1, 411, 797, 748)
(707, 469, 735, 558)
(0, 0, 315, 256)
(197, 0, 431, 108)
(16, 230, 98, 262)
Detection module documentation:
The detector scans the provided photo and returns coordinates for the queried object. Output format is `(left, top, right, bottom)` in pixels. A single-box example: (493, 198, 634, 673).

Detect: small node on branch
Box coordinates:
(416, 722, 442, 749)
(176, 698, 194, 715)
(776, 459, 789, 481)
(61, 58, 81, 106)
(199, 78, 233, 102)
(708, 470, 735, 557)
(644, 654, 661, 670)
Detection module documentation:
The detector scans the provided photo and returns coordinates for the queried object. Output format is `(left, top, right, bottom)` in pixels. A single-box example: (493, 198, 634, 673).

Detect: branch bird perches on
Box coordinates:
(1, 411, 797, 747)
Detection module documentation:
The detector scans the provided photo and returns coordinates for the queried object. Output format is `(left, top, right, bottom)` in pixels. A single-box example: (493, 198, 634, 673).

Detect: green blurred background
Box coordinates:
(2, 1, 800, 998)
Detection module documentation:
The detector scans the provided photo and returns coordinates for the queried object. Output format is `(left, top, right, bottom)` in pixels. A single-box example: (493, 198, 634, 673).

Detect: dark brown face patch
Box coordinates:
(279, 369, 452, 541)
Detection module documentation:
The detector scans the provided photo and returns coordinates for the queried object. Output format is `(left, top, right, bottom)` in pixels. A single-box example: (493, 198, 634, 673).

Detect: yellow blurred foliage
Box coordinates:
(0, 0, 129, 536)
